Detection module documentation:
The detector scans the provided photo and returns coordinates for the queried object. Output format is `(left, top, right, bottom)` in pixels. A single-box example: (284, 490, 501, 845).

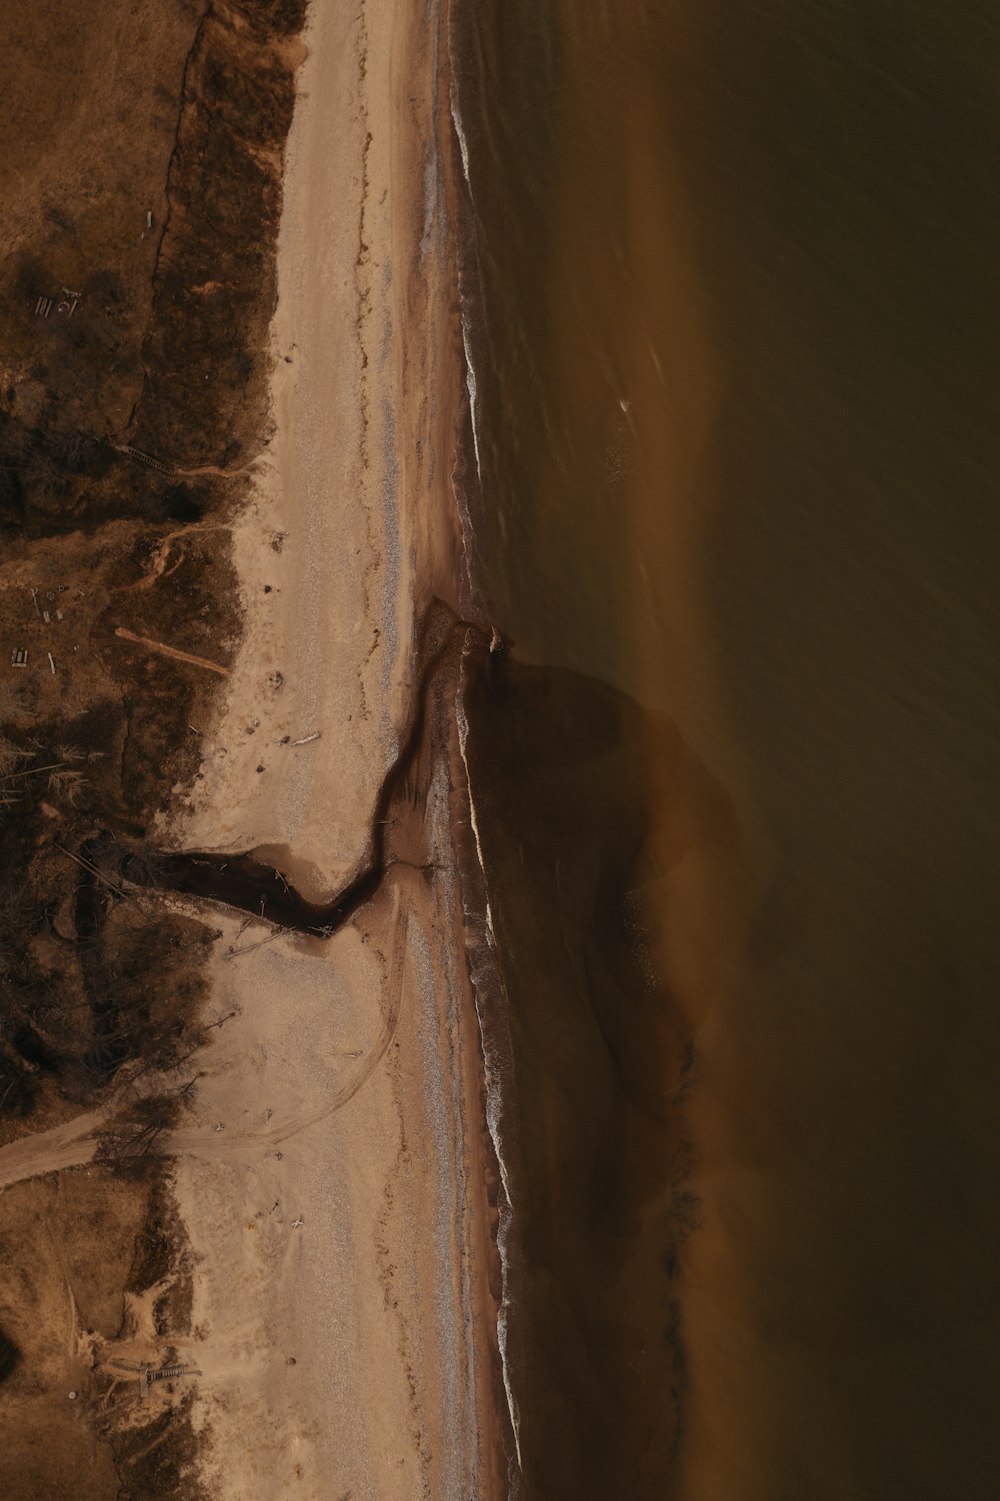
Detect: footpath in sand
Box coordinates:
(155, 2, 509, 1498)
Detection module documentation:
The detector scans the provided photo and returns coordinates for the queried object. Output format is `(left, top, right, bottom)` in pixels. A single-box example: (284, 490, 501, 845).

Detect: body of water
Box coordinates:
(450, 4, 1000, 1496)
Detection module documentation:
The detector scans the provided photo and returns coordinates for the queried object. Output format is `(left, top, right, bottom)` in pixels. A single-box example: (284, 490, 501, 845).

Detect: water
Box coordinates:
(450, 3, 1000, 1496)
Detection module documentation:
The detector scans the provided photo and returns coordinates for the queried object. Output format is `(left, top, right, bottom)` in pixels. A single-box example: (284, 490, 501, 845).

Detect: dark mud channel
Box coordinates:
(133, 846, 381, 937)
(118, 602, 484, 935)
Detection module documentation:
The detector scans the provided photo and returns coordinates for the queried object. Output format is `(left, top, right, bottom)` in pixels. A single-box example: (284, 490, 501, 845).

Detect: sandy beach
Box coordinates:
(161, 2, 507, 1496)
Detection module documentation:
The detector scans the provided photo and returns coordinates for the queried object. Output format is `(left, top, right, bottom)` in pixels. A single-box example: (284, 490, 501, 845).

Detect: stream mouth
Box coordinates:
(123, 847, 382, 938)
(107, 600, 490, 938)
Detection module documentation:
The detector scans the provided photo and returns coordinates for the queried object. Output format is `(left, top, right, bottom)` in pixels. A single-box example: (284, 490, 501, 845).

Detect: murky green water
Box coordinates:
(453, 3, 1000, 1496)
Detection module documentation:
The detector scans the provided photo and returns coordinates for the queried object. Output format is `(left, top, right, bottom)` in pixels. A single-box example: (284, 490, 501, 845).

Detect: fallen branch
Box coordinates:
(114, 627, 229, 677)
(54, 843, 129, 900)
(225, 926, 290, 960)
(5, 761, 69, 780)
(204, 1010, 237, 1030)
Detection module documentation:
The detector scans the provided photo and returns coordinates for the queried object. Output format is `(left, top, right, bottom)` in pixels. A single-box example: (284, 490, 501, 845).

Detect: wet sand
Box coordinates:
(161, 2, 508, 1496)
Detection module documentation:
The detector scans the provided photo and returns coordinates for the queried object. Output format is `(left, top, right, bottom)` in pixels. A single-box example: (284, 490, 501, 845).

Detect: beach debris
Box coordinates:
(10, 648, 28, 668)
(213, 1122, 225, 1132)
(226, 924, 289, 959)
(290, 731, 320, 746)
(264, 1107, 273, 1121)
(147, 1363, 199, 1386)
(273, 734, 291, 744)
(30, 588, 41, 616)
(204, 1009, 237, 1031)
(67, 1391, 77, 1401)
(35, 292, 78, 318)
(54, 842, 129, 899)
(47, 652, 56, 675)
(120, 444, 177, 476)
(43, 610, 50, 623)
(110, 1360, 201, 1400)
(291, 1216, 304, 1230)
(270, 1201, 280, 1214)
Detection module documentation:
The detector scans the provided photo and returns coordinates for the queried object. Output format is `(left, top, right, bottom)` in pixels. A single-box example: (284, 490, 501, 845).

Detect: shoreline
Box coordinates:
(164, 1, 512, 1497)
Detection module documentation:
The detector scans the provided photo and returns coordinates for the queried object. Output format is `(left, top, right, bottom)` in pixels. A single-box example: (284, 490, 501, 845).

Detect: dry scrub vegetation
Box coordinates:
(0, 2, 306, 1496)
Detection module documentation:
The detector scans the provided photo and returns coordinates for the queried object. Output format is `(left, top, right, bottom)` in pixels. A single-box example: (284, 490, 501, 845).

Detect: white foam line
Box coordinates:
(456, 679, 493, 944)
(447, 5, 477, 479)
(450, 312, 482, 612)
(450, 77, 473, 197)
(461, 310, 483, 485)
(449, 45, 520, 1489)
(457, 636, 523, 1482)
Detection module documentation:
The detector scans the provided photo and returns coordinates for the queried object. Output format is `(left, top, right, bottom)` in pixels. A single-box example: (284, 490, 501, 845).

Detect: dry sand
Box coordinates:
(172, 0, 465, 902)
(153, 1, 506, 1496)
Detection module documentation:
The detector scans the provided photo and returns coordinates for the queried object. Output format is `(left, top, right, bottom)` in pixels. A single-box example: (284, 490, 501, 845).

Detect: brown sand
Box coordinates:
(173, 0, 465, 902)
(159, 2, 506, 1497)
